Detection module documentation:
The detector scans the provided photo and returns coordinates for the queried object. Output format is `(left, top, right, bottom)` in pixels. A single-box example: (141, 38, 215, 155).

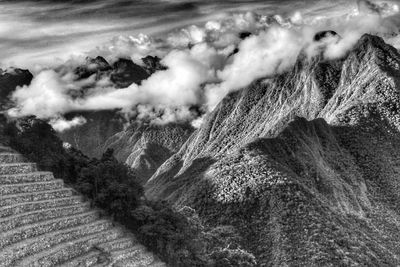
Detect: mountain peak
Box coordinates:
(348, 33, 400, 75)
(313, 30, 340, 42)
(111, 58, 150, 87)
(351, 33, 388, 56)
(87, 56, 112, 71)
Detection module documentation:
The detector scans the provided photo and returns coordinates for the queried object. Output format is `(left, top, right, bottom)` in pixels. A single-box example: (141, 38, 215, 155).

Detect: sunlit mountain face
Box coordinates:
(1, 0, 400, 130)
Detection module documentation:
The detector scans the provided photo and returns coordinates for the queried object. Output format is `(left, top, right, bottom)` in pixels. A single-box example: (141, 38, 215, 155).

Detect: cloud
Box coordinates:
(205, 26, 307, 109)
(8, 70, 74, 118)
(202, 1, 400, 109)
(6, 0, 400, 129)
(8, 43, 224, 126)
(50, 116, 87, 132)
(357, 0, 399, 16)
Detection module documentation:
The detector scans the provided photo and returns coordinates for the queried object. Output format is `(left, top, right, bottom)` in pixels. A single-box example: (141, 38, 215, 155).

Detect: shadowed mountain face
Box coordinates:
(59, 110, 125, 159)
(143, 34, 400, 265)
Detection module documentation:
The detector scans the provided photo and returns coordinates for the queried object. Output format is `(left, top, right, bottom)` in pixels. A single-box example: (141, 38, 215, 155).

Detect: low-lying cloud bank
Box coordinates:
(6, 0, 400, 130)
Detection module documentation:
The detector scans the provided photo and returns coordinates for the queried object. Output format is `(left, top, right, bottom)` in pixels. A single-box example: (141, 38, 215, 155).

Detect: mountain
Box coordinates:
(144, 34, 400, 265)
(103, 122, 193, 184)
(59, 56, 164, 158)
(110, 58, 150, 87)
(58, 111, 125, 159)
(0, 68, 32, 109)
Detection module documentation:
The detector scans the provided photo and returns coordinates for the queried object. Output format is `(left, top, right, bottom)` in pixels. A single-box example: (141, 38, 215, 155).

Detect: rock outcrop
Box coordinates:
(0, 145, 165, 267)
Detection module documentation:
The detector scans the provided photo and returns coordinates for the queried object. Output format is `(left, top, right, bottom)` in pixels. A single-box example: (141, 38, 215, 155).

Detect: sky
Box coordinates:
(1, 0, 398, 69)
(0, 0, 299, 68)
(2, 0, 400, 130)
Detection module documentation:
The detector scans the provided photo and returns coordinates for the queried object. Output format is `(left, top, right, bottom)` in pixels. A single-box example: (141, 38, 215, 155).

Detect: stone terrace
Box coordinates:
(0, 145, 165, 267)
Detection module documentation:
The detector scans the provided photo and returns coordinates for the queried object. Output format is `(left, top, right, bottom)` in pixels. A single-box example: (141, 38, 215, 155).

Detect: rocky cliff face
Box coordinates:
(144, 34, 400, 265)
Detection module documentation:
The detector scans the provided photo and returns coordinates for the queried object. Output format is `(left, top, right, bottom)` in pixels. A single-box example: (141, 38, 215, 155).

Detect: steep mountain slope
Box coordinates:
(59, 111, 125, 159)
(146, 34, 399, 200)
(104, 123, 193, 184)
(0, 145, 165, 267)
(144, 34, 400, 265)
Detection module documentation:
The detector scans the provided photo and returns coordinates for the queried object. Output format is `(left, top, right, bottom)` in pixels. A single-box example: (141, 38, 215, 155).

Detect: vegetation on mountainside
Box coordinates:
(0, 116, 256, 267)
(1, 116, 142, 217)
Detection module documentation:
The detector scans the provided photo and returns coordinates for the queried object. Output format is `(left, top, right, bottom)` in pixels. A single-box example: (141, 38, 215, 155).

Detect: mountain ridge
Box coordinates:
(140, 33, 400, 265)
(146, 33, 400, 200)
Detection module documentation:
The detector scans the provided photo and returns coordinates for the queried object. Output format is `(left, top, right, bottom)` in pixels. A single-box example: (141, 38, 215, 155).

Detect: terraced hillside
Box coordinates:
(0, 145, 165, 267)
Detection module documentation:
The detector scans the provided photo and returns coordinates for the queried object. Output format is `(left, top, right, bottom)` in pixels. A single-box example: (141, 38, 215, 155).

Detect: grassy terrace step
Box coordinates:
(0, 211, 99, 249)
(0, 163, 37, 175)
(0, 196, 83, 218)
(114, 253, 158, 267)
(0, 203, 91, 232)
(0, 189, 73, 207)
(16, 229, 124, 267)
(98, 237, 138, 251)
(58, 235, 145, 267)
(0, 153, 25, 164)
(0, 179, 64, 195)
(58, 250, 102, 267)
(0, 220, 113, 266)
(108, 246, 155, 266)
(0, 172, 54, 185)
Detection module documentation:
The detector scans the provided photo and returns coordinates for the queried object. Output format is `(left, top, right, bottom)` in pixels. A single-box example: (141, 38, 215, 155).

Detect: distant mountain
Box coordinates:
(73, 56, 165, 87)
(0, 68, 32, 109)
(103, 122, 193, 184)
(144, 34, 400, 265)
(59, 111, 125, 159)
(59, 56, 166, 158)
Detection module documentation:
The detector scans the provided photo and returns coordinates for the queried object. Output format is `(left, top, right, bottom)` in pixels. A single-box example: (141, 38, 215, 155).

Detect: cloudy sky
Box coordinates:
(0, 0, 296, 68)
(1, 0, 398, 68)
(2, 0, 400, 130)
